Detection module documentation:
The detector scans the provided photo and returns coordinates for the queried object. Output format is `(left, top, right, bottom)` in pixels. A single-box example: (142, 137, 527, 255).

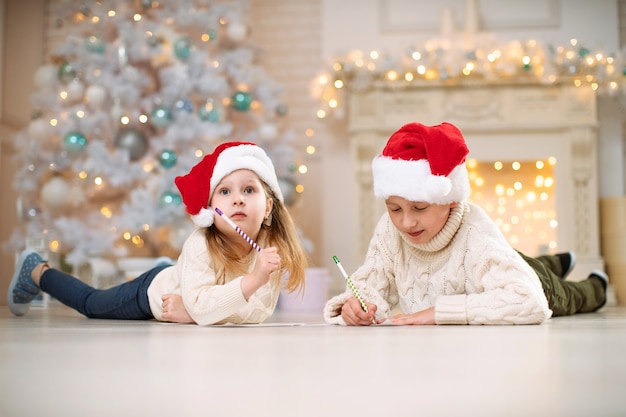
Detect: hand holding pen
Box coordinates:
(214, 207, 280, 299)
(333, 256, 377, 325)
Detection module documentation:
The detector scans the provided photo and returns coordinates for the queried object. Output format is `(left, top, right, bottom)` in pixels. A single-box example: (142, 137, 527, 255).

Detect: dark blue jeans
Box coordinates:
(39, 265, 169, 320)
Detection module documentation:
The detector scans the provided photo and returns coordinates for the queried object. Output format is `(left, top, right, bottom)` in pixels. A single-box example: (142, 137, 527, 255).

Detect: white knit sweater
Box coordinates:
(324, 201, 552, 325)
(147, 227, 280, 325)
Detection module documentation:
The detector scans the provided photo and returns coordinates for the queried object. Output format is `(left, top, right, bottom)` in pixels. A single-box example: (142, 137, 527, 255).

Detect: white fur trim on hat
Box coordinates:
(209, 144, 284, 203)
(372, 156, 470, 204)
(190, 207, 215, 228)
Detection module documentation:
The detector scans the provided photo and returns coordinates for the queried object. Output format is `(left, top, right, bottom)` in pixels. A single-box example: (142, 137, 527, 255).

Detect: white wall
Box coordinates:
(322, 0, 620, 56)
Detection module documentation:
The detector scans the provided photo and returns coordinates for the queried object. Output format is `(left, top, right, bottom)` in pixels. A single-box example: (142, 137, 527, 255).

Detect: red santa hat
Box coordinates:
(371, 122, 470, 204)
(175, 141, 283, 227)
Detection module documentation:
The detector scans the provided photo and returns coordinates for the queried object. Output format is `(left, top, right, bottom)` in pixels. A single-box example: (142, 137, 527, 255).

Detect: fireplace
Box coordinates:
(348, 83, 603, 281)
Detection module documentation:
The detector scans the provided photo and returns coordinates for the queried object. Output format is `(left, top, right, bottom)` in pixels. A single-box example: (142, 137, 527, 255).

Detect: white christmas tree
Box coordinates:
(8, 0, 301, 269)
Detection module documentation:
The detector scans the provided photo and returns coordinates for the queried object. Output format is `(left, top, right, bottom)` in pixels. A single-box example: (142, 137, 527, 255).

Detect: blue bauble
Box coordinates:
(230, 91, 252, 111)
(63, 131, 87, 154)
(58, 61, 77, 84)
(85, 34, 106, 53)
(150, 106, 173, 128)
(174, 36, 193, 60)
(174, 98, 193, 113)
(160, 191, 182, 206)
(158, 150, 177, 169)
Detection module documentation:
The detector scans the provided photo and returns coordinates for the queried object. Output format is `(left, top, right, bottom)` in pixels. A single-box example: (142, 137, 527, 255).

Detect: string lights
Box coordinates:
(315, 36, 625, 120)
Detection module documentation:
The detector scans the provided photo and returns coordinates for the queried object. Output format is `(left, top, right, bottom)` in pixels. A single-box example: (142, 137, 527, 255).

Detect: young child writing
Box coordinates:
(8, 141, 308, 325)
(324, 122, 608, 326)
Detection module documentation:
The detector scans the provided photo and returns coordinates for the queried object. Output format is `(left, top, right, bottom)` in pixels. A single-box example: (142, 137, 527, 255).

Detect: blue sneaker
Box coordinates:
(154, 256, 175, 268)
(7, 249, 46, 316)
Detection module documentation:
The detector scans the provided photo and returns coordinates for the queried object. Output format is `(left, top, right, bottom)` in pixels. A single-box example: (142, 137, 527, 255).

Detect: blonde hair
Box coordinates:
(204, 181, 307, 292)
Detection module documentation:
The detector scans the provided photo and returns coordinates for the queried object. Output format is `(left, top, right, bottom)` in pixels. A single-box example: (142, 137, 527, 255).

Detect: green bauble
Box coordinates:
(198, 99, 223, 122)
(158, 150, 177, 169)
(85, 34, 106, 53)
(150, 106, 173, 129)
(174, 36, 193, 60)
(230, 91, 252, 111)
(63, 131, 87, 154)
(58, 61, 77, 84)
(114, 128, 148, 161)
(160, 191, 182, 206)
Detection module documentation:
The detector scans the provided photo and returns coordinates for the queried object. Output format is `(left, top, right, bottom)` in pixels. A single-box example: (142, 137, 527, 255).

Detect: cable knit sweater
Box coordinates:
(324, 201, 552, 325)
(147, 227, 280, 326)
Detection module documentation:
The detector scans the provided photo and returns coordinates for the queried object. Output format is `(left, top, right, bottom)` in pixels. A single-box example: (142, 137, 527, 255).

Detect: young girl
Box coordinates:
(324, 122, 608, 326)
(8, 141, 308, 325)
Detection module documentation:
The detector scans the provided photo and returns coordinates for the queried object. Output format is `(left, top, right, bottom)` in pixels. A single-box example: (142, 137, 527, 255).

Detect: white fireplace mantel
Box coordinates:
(347, 83, 603, 281)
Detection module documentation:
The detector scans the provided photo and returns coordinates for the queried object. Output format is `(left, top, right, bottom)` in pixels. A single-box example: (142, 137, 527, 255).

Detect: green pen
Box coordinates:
(332, 255, 369, 313)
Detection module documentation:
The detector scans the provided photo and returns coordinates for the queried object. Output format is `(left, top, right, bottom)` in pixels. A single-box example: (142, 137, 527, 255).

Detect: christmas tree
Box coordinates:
(8, 0, 302, 270)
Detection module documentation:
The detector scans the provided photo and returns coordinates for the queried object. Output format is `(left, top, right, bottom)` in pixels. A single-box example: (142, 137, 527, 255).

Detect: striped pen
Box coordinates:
(214, 207, 262, 252)
(332, 255, 369, 313)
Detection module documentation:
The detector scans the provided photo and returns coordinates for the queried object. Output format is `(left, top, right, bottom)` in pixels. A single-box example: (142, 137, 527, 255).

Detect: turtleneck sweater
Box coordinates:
(323, 201, 552, 325)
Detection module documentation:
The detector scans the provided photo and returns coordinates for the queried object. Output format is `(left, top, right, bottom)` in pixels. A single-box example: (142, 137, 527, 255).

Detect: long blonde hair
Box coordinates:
(204, 181, 307, 292)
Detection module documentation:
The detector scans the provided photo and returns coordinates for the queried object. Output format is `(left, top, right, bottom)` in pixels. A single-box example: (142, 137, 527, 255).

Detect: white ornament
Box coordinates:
(227, 22, 247, 42)
(28, 118, 51, 142)
(86, 85, 107, 109)
(33, 64, 58, 89)
(66, 79, 85, 102)
(111, 101, 124, 122)
(259, 122, 278, 141)
(41, 177, 71, 211)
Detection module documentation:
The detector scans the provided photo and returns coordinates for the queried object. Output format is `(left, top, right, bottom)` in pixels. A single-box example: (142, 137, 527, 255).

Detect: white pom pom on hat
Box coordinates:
(174, 141, 283, 227)
(372, 122, 470, 204)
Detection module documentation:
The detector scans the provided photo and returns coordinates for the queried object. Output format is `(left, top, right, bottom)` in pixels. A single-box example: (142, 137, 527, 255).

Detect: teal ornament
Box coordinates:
(230, 91, 252, 111)
(522, 63, 532, 71)
(85, 34, 106, 53)
(579, 48, 590, 58)
(198, 99, 222, 122)
(150, 106, 173, 128)
(58, 61, 77, 84)
(63, 131, 87, 154)
(160, 191, 182, 206)
(207, 30, 218, 41)
(174, 36, 193, 60)
(114, 128, 148, 161)
(158, 150, 177, 169)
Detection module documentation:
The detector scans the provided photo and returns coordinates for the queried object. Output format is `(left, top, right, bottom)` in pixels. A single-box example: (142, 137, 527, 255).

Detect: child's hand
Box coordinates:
(161, 294, 195, 324)
(387, 307, 435, 325)
(241, 247, 281, 300)
(340, 297, 377, 326)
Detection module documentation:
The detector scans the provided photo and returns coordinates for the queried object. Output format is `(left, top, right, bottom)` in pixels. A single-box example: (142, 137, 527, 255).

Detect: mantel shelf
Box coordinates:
(347, 83, 603, 281)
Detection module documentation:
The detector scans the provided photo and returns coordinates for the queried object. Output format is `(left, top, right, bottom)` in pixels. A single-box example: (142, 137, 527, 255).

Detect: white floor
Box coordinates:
(1, 302, 626, 417)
